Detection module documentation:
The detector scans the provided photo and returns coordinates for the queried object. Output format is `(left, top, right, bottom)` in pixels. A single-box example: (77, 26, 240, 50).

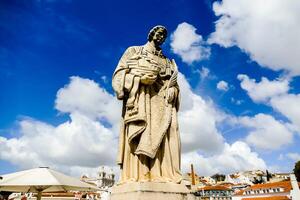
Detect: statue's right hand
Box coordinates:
(140, 74, 157, 85)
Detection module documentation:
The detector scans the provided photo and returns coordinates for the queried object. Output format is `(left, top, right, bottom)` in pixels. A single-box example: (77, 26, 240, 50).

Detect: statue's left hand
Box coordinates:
(166, 87, 176, 103)
(140, 74, 157, 85)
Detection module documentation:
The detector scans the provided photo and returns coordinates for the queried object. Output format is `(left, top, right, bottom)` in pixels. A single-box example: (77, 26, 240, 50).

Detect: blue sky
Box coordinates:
(0, 0, 300, 177)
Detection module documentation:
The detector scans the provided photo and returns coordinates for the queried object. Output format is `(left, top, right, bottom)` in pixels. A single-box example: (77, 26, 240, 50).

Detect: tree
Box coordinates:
(293, 160, 300, 182)
(211, 173, 225, 182)
(253, 176, 263, 184)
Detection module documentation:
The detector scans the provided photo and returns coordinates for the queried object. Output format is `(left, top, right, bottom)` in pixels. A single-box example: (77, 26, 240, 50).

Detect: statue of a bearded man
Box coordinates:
(112, 25, 182, 184)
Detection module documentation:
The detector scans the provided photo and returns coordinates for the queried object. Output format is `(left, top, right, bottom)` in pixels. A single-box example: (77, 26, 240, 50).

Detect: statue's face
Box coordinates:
(152, 28, 166, 46)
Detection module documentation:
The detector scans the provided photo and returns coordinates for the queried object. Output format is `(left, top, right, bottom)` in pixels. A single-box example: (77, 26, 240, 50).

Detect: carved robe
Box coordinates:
(112, 42, 182, 183)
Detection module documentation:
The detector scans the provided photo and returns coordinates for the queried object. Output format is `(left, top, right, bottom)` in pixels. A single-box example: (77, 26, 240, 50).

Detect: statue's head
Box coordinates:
(148, 25, 167, 46)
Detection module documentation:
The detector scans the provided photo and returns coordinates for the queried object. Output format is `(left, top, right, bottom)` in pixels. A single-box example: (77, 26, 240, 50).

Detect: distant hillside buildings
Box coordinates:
(80, 166, 115, 190)
(185, 169, 299, 200)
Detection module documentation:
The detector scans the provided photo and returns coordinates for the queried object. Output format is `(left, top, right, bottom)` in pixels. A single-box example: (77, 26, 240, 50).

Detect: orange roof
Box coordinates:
(199, 185, 231, 191)
(219, 182, 234, 186)
(38, 192, 75, 197)
(40, 192, 100, 198)
(246, 181, 300, 192)
(234, 183, 250, 186)
(234, 189, 245, 195)
(241, 196, 290, 200)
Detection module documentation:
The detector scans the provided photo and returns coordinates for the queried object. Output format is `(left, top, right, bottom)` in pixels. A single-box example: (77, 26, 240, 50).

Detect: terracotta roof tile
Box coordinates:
(246, 181, 300, 193)
(38, 192, 75, 197)
(241, 196, 290, 200)
(234, 189, 245, 195)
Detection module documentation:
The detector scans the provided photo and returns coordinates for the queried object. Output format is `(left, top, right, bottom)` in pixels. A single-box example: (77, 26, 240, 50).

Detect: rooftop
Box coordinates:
(241, 196, 289, 200)
(245, 181, 300, 192)
(198, 185, 231, 191)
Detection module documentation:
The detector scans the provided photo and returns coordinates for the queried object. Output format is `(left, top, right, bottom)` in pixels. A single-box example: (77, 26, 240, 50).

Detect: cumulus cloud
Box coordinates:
(0, 77, 120, 176)
(178, 73, 266, 174)
(270, 94, 300, 131)
(238, 74, 289, 103)
(170, 22, 210, 65)
(55, 76, 121, 123)
(237, 74, 300, 132)
(199, 67, 210, 80)
(182, 141, 266, 176)
(0, 75, 267, 177)
(178, 73, 225, 154)
(217, 80, 229, 91)
(287, 153, 300, 162)
(208, 0, 300, 76)
(0, 113, 118, 176)
(239, 114, 294, 150)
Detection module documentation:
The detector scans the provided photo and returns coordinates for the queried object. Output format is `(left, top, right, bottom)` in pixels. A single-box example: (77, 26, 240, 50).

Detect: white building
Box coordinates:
(196, 185, 233, 200)
(81, 166, 115, 189)
(232, 174, 300, 200)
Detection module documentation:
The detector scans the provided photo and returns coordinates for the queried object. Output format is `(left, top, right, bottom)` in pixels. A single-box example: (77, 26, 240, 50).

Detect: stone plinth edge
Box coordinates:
(110, 182, 196, 200)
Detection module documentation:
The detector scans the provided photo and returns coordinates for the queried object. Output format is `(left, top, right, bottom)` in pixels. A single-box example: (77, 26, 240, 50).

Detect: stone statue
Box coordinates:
(112, 25, 182, 184)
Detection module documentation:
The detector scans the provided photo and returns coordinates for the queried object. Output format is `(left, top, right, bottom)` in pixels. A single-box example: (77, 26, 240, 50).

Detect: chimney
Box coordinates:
(191, 164, 196, 185)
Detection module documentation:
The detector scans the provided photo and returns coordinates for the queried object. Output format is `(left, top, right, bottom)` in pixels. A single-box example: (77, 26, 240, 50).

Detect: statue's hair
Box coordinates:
(147, 25, 168, 42)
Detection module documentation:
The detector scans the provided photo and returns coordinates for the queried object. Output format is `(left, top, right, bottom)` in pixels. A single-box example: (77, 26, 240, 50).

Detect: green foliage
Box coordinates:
(253, 176, 263, 184)
(293, 160, 300, 182)
(211, 173, 226, 182)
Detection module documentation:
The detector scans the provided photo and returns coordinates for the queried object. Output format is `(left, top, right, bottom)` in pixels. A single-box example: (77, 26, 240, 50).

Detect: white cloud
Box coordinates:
(0, 114, 118, 176)
(182, 141, 266, 176)
(55, 76, 121, 123)
(270, 94, 300, 131)
(178, 74, 266, 174)
(100, 75, 108, 83)
(170, 22, 210, 64)
(209, 0, 300, 76)
(178, 73, 225, 154)
(231, 97, 243, 105)
(237, 74, 300, 132)
(0, 77, 120, 177)
(0, 75, 267, 177)
(237, 74, 289, 103)
(287, 153, 300, 162)
(239, 114, 294, 150)
(217, 80, 229, 91)
(199, 67, 210, 80)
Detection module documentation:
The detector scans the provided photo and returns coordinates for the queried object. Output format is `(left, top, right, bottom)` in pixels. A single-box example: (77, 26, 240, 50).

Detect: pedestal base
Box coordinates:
(110, 182, 196, 200)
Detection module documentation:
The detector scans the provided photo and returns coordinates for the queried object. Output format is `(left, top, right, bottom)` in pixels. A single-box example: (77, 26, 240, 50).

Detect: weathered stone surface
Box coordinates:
(110, 182, 196, 200)
(112, 25, 182, 184)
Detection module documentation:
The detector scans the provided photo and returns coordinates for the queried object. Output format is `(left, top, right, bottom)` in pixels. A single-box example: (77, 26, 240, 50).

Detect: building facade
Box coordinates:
(196, 185, 233, 200)
(232, 176, 300, 200)
(81, 166, 115, 189)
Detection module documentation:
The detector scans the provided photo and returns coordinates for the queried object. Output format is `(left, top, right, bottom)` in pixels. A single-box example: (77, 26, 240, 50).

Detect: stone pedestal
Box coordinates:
(110, 182, 196, 200)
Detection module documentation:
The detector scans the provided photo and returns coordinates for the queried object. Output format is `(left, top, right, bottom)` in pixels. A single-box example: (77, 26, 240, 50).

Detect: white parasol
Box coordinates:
(0, 167, 98, 200)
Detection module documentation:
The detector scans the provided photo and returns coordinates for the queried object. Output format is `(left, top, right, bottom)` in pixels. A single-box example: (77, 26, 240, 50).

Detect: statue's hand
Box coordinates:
(140, 74, 157, 85)
(166, 87, 176, 103)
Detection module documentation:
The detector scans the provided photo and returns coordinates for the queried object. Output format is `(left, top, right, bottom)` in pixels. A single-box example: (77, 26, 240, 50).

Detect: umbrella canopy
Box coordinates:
(0, 167, 98, 200)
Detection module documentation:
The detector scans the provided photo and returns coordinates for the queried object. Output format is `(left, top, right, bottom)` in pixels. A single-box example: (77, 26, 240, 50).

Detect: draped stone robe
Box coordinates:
(112, 42, 182, 183)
